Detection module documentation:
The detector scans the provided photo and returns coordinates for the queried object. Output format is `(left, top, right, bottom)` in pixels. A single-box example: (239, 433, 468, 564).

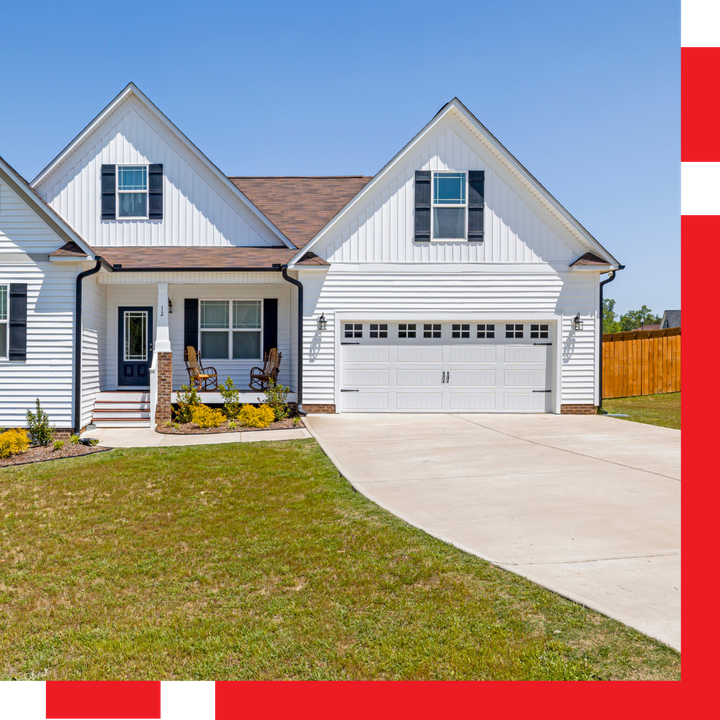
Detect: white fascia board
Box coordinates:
(48, 255, 92, 262)
(317, 261, 568, 274)
(30, 83, 296, 250)
(0, 156, 97, 258)
(291, 99, 619, 266)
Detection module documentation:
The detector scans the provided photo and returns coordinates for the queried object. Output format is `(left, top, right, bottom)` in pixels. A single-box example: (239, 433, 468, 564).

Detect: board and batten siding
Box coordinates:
(35, 95, 281, 249)
(299, 267, 598, 408)
(312, 117, 594, 265)
(81, 276, 107, 427)
(101, 276, 293, 392)
(1, 180, 77, 426)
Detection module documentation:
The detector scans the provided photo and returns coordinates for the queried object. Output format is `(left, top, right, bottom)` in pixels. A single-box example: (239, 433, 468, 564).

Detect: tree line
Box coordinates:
(603, 299, 660, 334)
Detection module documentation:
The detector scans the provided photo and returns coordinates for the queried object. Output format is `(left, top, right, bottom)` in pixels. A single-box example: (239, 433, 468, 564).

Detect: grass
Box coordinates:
(603, 392, 681, 430)
(0, 441, 680, 681)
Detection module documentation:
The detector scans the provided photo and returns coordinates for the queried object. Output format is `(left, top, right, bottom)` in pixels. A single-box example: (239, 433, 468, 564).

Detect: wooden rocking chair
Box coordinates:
(185, 346, 219, 390)
(249, 348, 282, 391)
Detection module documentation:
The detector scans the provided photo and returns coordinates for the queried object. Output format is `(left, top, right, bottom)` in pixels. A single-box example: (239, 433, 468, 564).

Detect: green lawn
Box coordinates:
(603, 392, 681, 430)
(0, 441, 680, 680)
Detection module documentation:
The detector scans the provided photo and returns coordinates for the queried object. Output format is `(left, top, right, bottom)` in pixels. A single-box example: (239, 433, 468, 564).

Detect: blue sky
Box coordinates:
(0, 0, 679, 315)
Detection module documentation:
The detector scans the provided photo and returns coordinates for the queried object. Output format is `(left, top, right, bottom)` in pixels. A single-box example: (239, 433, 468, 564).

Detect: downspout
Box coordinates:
(280, 265, 307, 416)
(598, 264, 625, 414)
(74, 260, 102, 431)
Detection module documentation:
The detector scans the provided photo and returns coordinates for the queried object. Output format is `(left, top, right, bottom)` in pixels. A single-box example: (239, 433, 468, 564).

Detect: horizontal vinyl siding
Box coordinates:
(0, 263, 75, 427)
(36, 96, 280, 249)
(314, 117, 592, 265)
(81, 278, 107, 427)
(300, 268, 597, 407)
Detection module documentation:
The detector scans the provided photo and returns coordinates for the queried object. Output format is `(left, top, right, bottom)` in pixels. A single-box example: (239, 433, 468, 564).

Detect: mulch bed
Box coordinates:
(0, 443, 110, 468)
(156, 417, 304, 435)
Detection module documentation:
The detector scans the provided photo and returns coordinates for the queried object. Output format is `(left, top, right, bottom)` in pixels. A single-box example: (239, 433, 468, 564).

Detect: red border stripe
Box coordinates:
(682, 47, 720, 161)
(46, 681, 161, 719)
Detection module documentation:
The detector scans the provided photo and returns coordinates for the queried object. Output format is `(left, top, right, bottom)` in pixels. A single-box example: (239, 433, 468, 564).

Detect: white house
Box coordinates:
(0, 84, 620, 432)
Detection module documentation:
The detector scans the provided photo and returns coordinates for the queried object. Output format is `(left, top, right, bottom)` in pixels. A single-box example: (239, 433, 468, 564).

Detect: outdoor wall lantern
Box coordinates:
(317, 313, 327, 331)
(573, 313, 583, 331)
(168, 299, 174, 314)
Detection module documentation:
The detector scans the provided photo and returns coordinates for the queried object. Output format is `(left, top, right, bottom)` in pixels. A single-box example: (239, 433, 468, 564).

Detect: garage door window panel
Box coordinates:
(369, 323, 388, 339)
(423, 324, 441, 339)
(398, 323, 417, 339)
(506, 324, 524, 339)
(345, 323, 362, 338)
(477, 324, 495, 339)
(530, 323, 549, 339)
(452, 324, 470, 339)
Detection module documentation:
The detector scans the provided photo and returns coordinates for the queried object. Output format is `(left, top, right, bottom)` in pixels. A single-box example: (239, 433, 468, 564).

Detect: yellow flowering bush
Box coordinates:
(238, 404, 275, 428)
(190, 405, 226, 428)
(0, 429, 30, 458)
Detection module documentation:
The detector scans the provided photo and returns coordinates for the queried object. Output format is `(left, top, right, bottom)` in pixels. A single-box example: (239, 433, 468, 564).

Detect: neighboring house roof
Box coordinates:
(30, 83, 296, 250)
(0, 154, 96, 258)
(637, 323, 661, 331)
(95, 246, 328, 271)
(569, 252, 613, 267)
(229, 176, 373, 248)
(289, 98, 621, 267)
(661, 310, 681, 329)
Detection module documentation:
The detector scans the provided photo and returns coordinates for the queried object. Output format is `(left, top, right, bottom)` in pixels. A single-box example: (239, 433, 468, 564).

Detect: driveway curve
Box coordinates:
(305, 413, 681, 651)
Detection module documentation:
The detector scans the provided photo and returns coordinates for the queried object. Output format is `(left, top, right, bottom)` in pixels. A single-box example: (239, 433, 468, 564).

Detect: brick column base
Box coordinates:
(156, 352, 173, 425)
(560, 404, 596, 415)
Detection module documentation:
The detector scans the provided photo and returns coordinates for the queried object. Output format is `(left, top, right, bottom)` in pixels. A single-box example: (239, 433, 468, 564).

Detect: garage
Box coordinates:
(339, 321, 556, 413)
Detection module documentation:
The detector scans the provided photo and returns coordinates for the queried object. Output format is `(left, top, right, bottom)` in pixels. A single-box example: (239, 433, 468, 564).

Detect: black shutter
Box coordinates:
(414, 170, 431, 242)
(148, 164, 163, 220)
(184, 299, 199, 356)
(101, 165, 116, 220)
(8, 284, 27, 362)
(263, 299, 278, 357)
(468, 170, 485, 242)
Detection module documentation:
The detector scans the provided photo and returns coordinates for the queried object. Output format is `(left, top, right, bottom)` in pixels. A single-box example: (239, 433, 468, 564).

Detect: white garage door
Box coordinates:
(340, 322, 554, 413)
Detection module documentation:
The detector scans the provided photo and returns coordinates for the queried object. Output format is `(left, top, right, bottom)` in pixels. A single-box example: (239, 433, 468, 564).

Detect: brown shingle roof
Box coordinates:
(229, 176, 373, 248)
(569, 252, 612, 267)
(49, 241, 89, 257)
(95, 246, 328, 271)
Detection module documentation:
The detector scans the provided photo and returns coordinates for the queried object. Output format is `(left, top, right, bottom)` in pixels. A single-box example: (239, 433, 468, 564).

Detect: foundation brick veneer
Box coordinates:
(303, 404, 336, 414)
(156, 352, 173, 425)
(561, 404, 596, 415)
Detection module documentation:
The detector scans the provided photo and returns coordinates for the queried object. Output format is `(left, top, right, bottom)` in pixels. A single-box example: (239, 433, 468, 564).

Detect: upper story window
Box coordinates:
(0, 285, 7, 359)
(117, 166, 148, 218)
(433, 173, 466, 240)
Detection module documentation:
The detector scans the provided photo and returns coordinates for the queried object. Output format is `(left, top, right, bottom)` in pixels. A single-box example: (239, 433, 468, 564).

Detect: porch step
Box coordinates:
(91, 391, 152, 428)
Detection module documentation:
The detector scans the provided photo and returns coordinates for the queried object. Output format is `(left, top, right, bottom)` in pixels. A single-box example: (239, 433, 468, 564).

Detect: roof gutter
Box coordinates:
(598, 265, 626, 414)
(74, 260, 103, 431)
(278, 265, 307, 416)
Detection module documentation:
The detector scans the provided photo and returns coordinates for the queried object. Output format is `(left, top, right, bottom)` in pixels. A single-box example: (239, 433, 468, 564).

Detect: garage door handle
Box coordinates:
(341, 342, 360, 345)
(533, 342, 552, 346)
(341, 389, 359, 392)
(532, 389, 552, 393)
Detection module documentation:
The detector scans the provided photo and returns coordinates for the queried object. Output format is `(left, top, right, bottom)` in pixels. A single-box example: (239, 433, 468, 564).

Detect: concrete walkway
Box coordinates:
(80, 426, 311, 447)
(305, 413, 681, 651)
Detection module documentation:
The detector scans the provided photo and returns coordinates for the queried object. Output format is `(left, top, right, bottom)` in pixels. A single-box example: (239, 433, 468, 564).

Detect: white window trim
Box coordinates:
(0, 284, 8, 361)
(199, 299, 263, 361)
(431, 171, 467, 242)
(116, 164, 149, 220)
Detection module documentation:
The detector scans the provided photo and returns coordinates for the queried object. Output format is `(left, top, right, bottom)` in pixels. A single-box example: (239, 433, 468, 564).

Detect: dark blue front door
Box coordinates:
(118, 307, 153, 387)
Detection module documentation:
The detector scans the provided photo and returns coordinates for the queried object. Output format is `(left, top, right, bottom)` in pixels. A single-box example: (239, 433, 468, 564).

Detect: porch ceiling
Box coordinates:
(94, 246, 328, 271)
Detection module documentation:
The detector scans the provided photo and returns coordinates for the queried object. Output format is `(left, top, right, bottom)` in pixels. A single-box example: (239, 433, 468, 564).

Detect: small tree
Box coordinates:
(174, 385, 201, 424)
(620, 305, 661, 332)
(262, 379, 289, 421)
(603, 298, 622, 334)
(218, 376, 241, 419)
(26, 398, 55, 445)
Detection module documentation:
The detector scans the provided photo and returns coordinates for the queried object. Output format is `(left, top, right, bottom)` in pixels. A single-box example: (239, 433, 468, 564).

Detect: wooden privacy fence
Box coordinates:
(602, 327, 681, 399)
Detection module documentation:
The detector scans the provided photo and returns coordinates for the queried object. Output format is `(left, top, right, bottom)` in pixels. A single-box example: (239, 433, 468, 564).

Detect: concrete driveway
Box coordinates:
(305, 413, 681, 651)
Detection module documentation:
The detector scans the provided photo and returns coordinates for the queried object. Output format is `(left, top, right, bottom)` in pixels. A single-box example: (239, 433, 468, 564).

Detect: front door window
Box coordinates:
(124, 311, 148, 361)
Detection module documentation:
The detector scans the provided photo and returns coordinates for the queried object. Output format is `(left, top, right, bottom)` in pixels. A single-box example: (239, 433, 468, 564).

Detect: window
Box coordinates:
(117, 166, 148, 218)
(433, 172, 466, 239)
(0, 286, 7, 359)
(344, 323, 362, 338)
(200, 300, 261, 359)
(398, 323, 416, 338)
(506, 323, 523, 339)
(530, 323, 549, 339)
(369, 323, 387, 338)
(124, 311, 148, 361)
(477, 324, 495, 339)
(452, 323, 470, 339)
(423, 323, 441, 339)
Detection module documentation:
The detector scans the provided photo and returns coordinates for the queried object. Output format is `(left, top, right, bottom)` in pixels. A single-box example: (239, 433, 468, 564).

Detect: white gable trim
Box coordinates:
(30, 83, 296, 250)
(0, 155, 96, 257)
(289, 98, 619, 267)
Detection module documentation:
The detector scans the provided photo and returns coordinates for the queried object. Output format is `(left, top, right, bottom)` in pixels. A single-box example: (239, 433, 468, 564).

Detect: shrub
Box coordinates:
(262, 380, 290, 421)
(218, 376, 241, 419)
(53, 439, 65, 451)
(227, 420, 238, 431)
(191, 405, 226, 428)
(238, 404, 275, 429)
(88, 438, 99, 447)
(26, 398, 55, 445)
(0, 429, 29, 459)
(68, 434, 80, 445)
(174, 385, 201, 424)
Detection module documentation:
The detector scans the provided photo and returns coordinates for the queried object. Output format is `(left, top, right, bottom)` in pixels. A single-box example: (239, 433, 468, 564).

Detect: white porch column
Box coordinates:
(155, 282, 172, 353)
